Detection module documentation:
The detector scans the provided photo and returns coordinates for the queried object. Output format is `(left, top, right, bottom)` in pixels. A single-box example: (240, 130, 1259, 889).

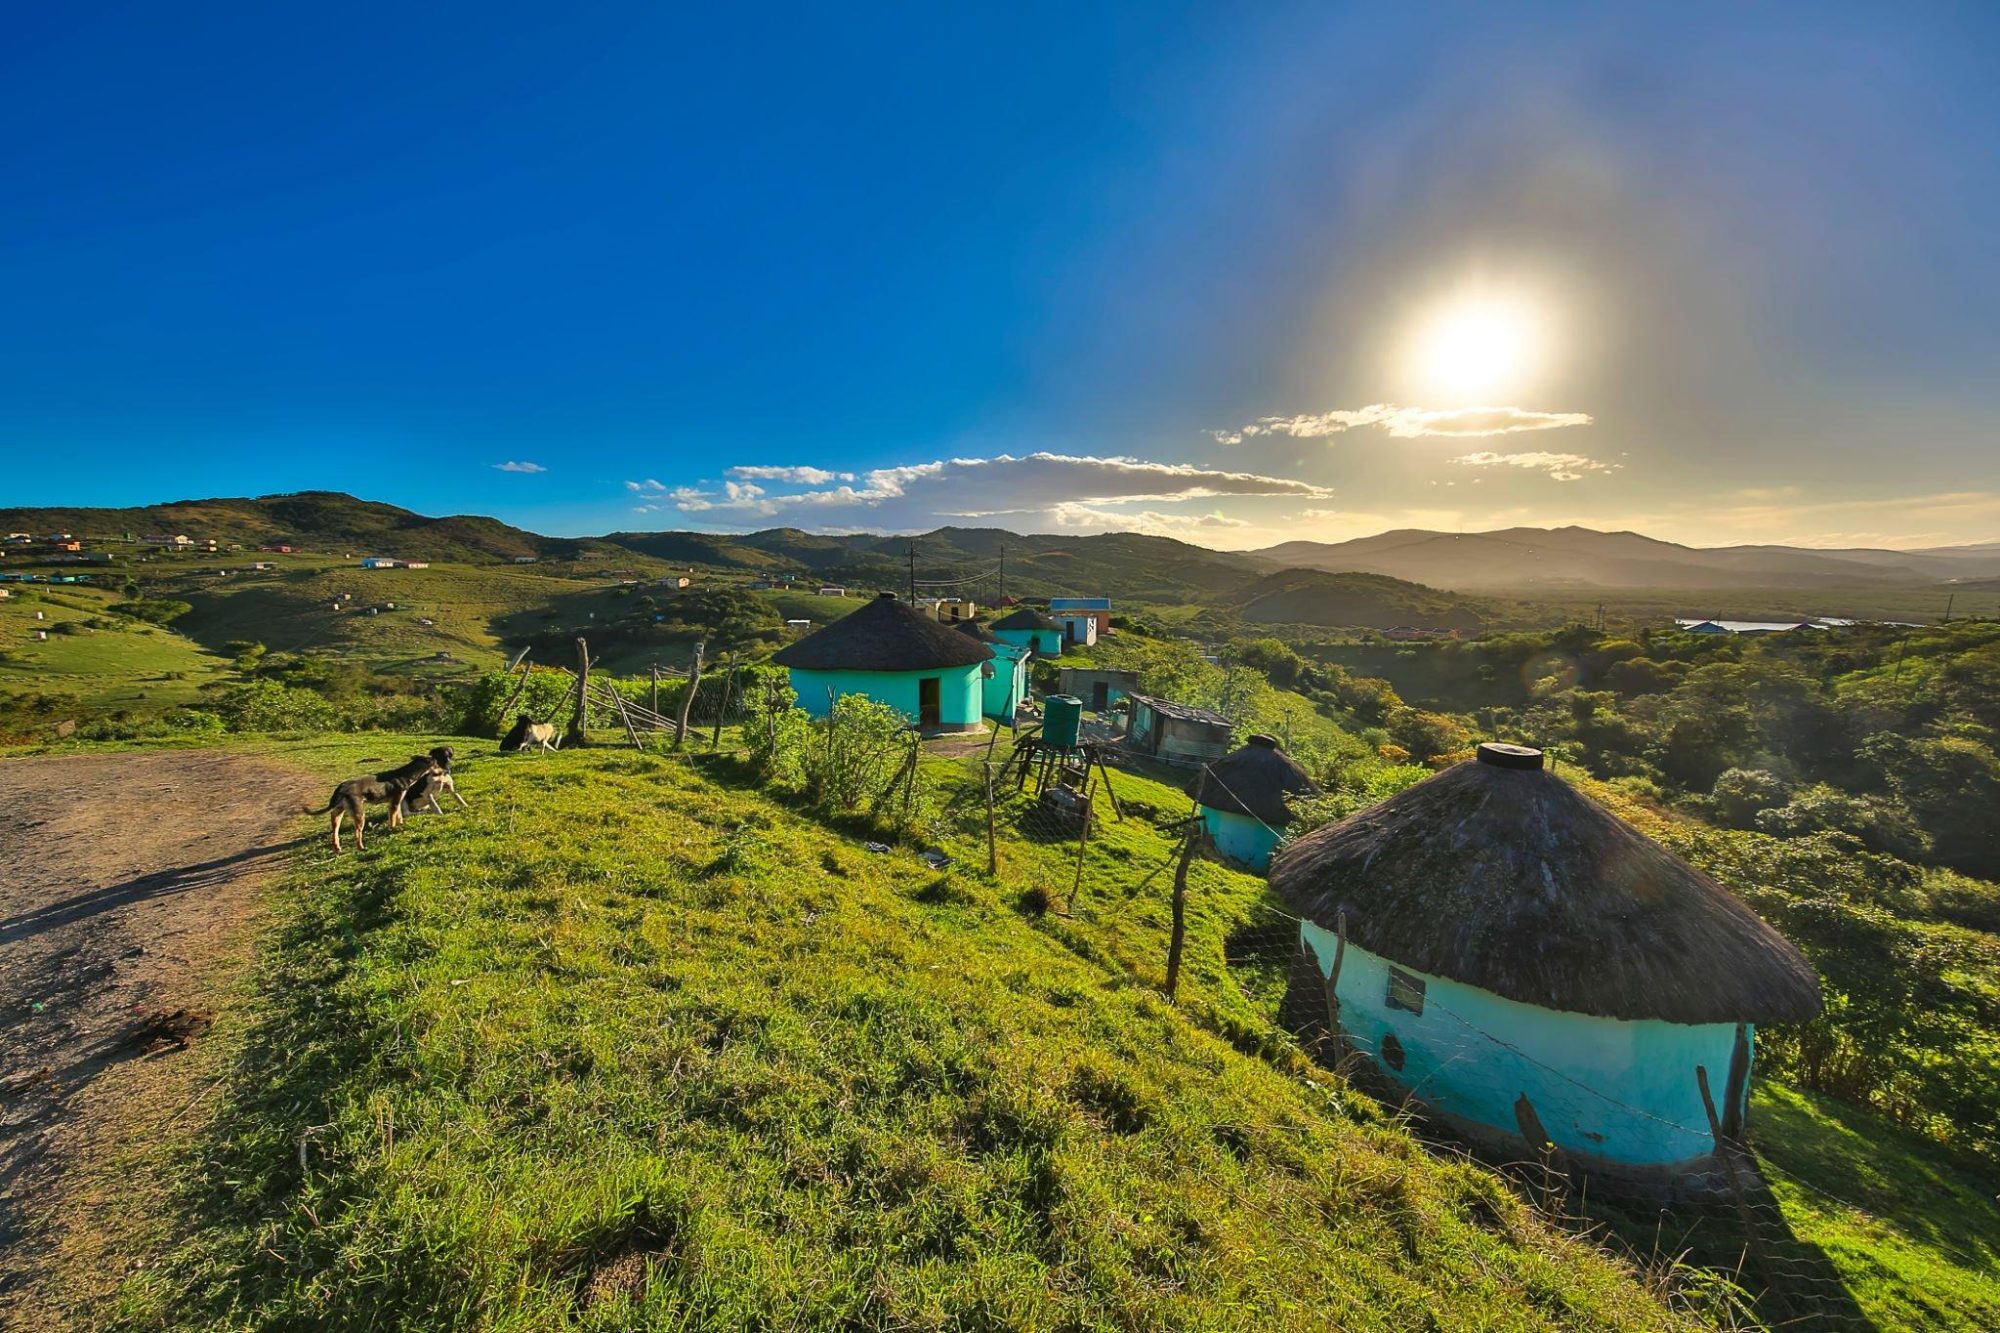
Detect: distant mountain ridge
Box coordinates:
(1251, 526, 2000, 589)
(5, 493, 1991, 594)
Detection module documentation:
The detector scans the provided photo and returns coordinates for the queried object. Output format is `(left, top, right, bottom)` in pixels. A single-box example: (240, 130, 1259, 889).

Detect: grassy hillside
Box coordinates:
(0, 492, 616, 565)
(0, 585, 231, 712)
(1236, 568, 1486, 631)
(113, 739, 1682, 1331)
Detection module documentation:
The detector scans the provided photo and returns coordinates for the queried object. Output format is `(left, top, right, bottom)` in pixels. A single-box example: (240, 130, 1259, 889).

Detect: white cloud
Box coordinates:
(1214, 403, 1592, 443)
(1450, 450, 1618, 481)
(725, 465, 856, 484)
(646, 452, 1330, 523)
(1047, 503, 1252, 536)
(625, 478, 668, 493)
(493, 460, 546, 474)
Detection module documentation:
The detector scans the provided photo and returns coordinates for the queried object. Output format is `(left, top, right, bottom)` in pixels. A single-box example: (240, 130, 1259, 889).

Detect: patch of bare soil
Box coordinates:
(0, 749, 303, 1327)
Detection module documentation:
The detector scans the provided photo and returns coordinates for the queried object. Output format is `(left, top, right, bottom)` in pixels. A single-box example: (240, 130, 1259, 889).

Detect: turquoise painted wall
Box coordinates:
(994, 626, 1064, 656)
(1201, 807, 1282, 871)
(1300, 925, 1748, 1167)
(788, 665, 984, 729)
(978, 642, 1030, 721)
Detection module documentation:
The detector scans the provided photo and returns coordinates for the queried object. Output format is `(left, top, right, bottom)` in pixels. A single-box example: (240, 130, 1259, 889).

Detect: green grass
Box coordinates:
(0, 587, 232, 710)
(1748, 1082, 2000, 1331)
(116, 737, 1680, 1331)
(167, 562, 636, 669)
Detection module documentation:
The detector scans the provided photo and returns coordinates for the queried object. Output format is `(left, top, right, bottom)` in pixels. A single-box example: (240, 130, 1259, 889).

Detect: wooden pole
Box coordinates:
(1068, 781, 1094, 911)
(1164, 825, 1200, 999)
(710, 654, 735, 749)
(984, 761, 999, 876)
(1697, 1064, 1787, 1322)
(496, 649, 534, 724)
(1091, 748, 1124, 820)
(609, 679, 644, 750)
(563, 638, 590, 748)
(673, 640, 704, 750)
(650, 661, 659, 718)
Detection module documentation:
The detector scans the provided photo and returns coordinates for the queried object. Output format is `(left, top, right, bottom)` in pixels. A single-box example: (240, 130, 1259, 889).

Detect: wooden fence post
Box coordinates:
(1164, 825, 1201, 1000)
(710, 653, 735, 750)
(650, 661, 660, 718)
(984, 762, 999, 876)
(563, 638, 590, 748)
(674, 640, 704, 750)
(1068, 782, 1094, 911)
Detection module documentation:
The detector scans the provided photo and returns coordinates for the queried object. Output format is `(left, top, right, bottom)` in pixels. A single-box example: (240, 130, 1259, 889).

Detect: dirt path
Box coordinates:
(0, 749, 304, 1323)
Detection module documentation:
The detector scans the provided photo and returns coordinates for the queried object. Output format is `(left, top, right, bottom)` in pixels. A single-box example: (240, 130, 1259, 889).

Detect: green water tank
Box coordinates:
(1042, 694, 1083, 749)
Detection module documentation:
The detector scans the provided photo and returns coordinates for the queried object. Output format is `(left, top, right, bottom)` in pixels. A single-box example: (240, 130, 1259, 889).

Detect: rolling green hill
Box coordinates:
(1236, 568, 1487, 631)
(0, 492, 616, 564)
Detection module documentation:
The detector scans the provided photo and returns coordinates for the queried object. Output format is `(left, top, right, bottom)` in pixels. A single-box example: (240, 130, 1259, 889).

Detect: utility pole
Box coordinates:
(1943, 593, 1955, 622)
(998, 543, 1006, 602)
(906, 541, 917, 604)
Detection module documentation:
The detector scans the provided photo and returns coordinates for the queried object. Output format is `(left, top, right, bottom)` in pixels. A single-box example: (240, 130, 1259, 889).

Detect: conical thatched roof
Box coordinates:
(991, 606, 1060, 632)
(773, 593, 994, 672)
(1192, 734, 1320, 826)
(954, 619, 1006, 645)
(1268, 744, 1822, 1024)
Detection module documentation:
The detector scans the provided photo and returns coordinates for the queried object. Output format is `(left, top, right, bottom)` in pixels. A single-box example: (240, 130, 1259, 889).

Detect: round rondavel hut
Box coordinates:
(955, 619, 1030, 724)
(1191, 734, 1320, 871)
(1271, 742, 1821, 1190)
(989, 606, 1065, 657)
(772, 592, 992, 732)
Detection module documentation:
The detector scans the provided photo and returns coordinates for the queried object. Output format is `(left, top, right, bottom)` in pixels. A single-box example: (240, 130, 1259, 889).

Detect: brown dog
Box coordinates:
(305, 754, 441, 851)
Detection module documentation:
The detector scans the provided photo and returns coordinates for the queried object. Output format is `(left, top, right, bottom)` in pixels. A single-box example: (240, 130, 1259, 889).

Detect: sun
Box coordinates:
(1409, 292, 1546, 402)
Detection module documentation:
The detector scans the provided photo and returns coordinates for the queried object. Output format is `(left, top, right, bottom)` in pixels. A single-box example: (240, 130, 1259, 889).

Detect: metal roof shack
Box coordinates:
(1124, 693, 1233, 766)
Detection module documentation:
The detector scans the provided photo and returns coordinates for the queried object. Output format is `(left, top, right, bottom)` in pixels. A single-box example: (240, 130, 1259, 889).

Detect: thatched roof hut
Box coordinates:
(953, 618, 1007, 646)
(1270, 743, 1820, 1025)
(990, 606, 1061, 632)
(773, 592, 992, 672)
(1192, 734, 1320, 826)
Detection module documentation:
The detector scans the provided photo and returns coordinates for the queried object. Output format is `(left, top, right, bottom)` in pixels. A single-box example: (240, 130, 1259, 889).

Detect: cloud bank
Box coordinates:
(492, 460, 546, 473)
(1450, 450, 1618, 481)
(630, 452, 1331, 525)
(1214, 403, 1592, 443)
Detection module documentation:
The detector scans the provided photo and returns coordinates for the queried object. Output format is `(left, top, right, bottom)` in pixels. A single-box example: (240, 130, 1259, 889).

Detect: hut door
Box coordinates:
(1091, 681, 1109, 711)
(918, 676, 941, 728)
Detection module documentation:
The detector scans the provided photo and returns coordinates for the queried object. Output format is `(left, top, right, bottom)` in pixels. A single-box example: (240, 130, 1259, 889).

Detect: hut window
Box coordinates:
(1385, 968, 1426, 1016)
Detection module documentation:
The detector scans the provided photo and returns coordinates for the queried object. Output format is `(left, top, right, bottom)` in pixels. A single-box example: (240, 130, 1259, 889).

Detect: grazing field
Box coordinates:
(109, 739, 1683, 1331)
(166, 562, 634, 668)
(0, 586, 231, 711)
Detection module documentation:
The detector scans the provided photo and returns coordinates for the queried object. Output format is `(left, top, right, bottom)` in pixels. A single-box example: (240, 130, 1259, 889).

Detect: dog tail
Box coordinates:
(301, 798, 335, 815)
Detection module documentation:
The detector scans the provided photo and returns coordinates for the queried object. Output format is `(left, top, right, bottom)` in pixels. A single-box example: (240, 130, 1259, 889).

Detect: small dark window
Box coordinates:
(1380, 1032, 1407, 1071)
(1386, 968, 1426, 1016)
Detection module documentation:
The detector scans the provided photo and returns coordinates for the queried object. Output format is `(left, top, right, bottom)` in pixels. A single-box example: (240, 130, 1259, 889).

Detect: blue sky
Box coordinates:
(5, 2, 1997, 548)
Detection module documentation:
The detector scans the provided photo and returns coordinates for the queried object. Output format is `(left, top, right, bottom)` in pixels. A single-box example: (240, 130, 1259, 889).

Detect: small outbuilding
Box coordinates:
(956, 620, 1030, 724)
(1056, 666, 1141, 713)
(1056, 612, 1099, 648)
(1190, 734, 1320, 870)
(990, 606, 1064, 657)
(1123, 694, 1233, 766)
(1272, 742, 1822, 1190)
(773, 592, 992, 732)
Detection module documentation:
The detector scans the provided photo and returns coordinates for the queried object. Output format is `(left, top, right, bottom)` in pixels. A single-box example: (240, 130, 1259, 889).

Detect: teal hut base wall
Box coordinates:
(979, 646, 1029, 722)
(788, 665, 984, 731)
(1201, 807, 1281, 871)
(994, 627, 1064, 657)
(1301, 924, 1748, 1169)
